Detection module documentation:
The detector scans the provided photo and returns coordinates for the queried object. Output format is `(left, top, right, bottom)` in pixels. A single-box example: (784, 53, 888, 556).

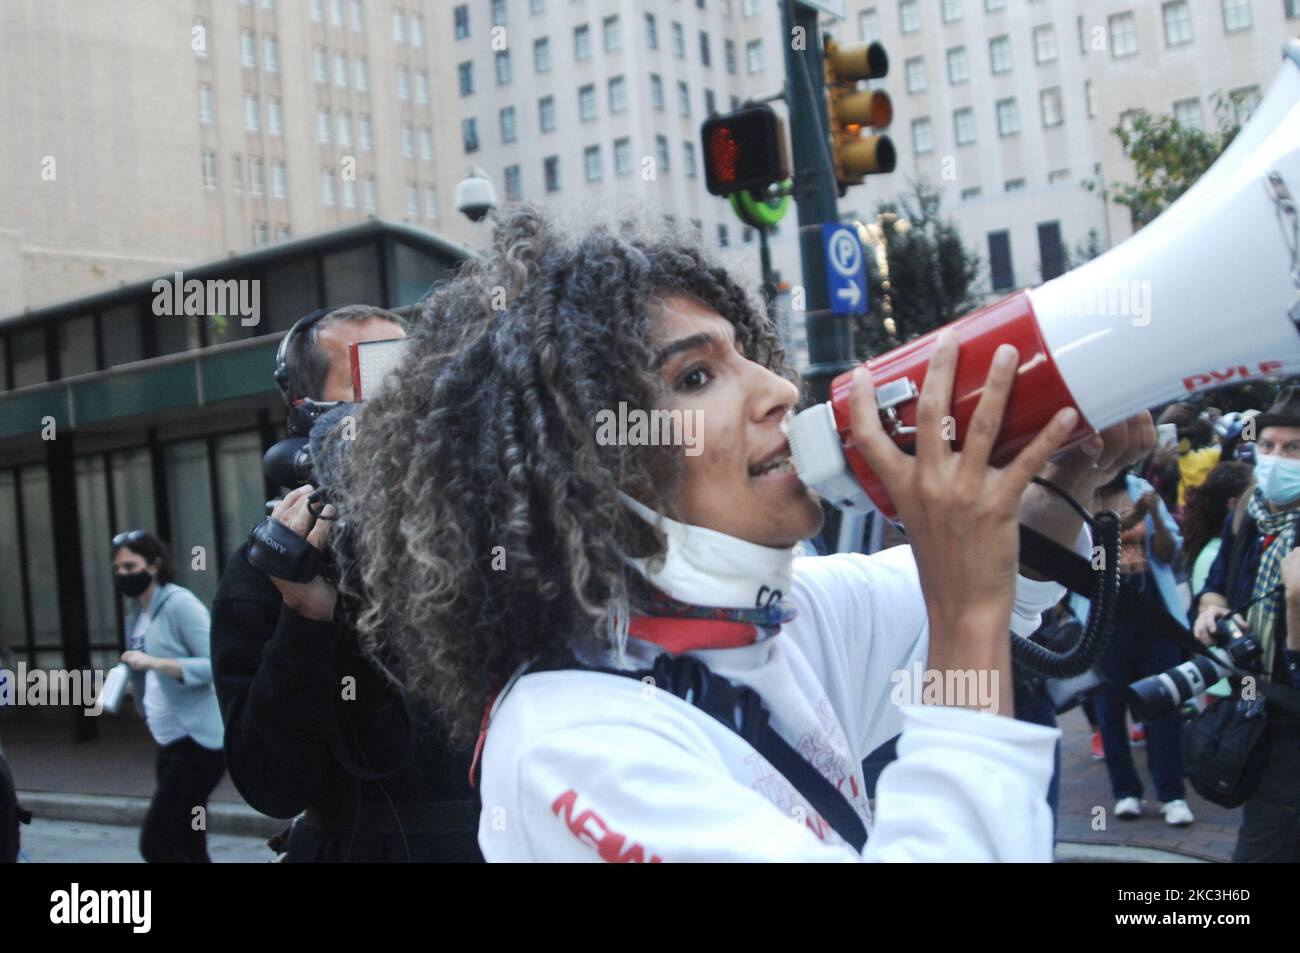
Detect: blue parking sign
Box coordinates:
(822, 223, 868, 315)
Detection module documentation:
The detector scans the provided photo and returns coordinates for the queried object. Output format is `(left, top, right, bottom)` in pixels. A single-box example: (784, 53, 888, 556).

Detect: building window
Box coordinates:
(252, 222, 268, 246)
(272, 161, 287, 198)
(314, 47, 328, 83)
(1162, 1, 1193, 46)
(350, 0, 364, 32)
(859, 7, 880, 41)
(900, 0, 920, 33)
(605, 15, 621, 51)
(985, 0, 1005, 9)
(454, 5, 469, 40)
(718, 224, 729, 247)
(202, 150, 218, 189)
(360, 115, 373, 150)
(1222, 0, 1252, 32)
(318, 108, 332, 144)
(946, 46, 969, 84)
(1109, 12, 1138, 57)
(535, 37, 550, 72)
(459, 62, 474, 96)
(419, 126, 432, 160)
(322, 169, 336, 206)
(651, 74, 664, 110)
(700, 31, 711, 66)
(585, 145, 602, 182)
(646, 13, 658, 49)
(954, 106, 976, 145)
(575, 24, 591, 60)
(501, 106, 517, 143)
(496, 50, 512, 85)
(989, 35, 1011, 73)
(274, 225, 289, 242)
(312, 0, 323, 21)
(463, 117, 479, 153)
(330, 0, 343, 26)
(988, 230, 1014, 290)
(1038, 221, 1065, 280)
(401, 123, 414, 157)
(424, 186, 437, 220)
(198, 84, 213, 124)
(416, 70, 429, 103)
(725, 38, 737, 74)
(411, 12, 424, 47)
(996, 97, 1019, 136)
(338, 111, 352, 147)
(671, 21, 686, 57)
(363, 175, 377, 211)
(1173, 97, 1203, 130)
(912, 116, 933, 154)
(544, 155, 560, 192)
(268, 98, 283, 135)
(1288, 0, 1300, 18)
(492, 0, 507, 27)
(1040, 86, 1063, 127)
(1231, 85, 1262, 123)
(684, 140, 697, 177)
(1047, 168, 1070, 184)
(678, 81, 691, 117)
(609, 75, 628, 113)
(539, 96, 556, 132)
(1032, 24, 1057, 63)
(392, 6, 405, 42)
(746, 39, 763, 73)
(743, 0, 757, 15)
(505, 164, 522, 201)
(941, 0, 962, 23)
(264, 36, 279, 72)
(335, 53, 349, 87)
(614, 137, 632, 176)
(579, 84, 597, 121)
(905, 56, 926, 93)
(245, 94, 260, 132)
(705, 88, 716, 116)
(960, 187, 982, 200)
(355, 57, 369, 91)
(656, 134, 670, 172)
(405, 183, 418, 217)
(241, 30, 256, 68)
(343, 177, 357, 208)
(1004, 179, 1025, 192)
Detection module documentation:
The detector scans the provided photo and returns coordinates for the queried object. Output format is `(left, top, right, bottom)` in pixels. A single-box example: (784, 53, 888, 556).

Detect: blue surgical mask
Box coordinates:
(1253, 453, 1300, 506)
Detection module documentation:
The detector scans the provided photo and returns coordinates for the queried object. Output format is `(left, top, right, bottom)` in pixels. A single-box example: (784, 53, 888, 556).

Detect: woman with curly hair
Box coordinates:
(334, 203, 1154, 861)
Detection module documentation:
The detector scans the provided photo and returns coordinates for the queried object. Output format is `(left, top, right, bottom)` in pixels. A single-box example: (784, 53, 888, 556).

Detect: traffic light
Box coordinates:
(701, 104, 791, 197)
(824, 37, 896, 194)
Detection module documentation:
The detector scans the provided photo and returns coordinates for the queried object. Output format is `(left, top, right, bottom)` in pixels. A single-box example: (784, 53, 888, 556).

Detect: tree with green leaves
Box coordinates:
(855, 181, 982, 359)
(1089, 97, 1240, 230)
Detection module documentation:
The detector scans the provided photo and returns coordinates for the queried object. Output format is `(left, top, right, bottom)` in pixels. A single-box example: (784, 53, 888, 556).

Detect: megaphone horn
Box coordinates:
(790, 41, 1300, 521)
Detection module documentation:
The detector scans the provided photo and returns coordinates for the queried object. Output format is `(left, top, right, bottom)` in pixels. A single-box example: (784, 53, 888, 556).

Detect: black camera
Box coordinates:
(1127, 616, 1261, 722)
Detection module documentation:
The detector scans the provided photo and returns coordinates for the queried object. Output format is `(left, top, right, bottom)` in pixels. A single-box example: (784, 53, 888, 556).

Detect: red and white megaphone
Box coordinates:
(790, 41, 1300, 521)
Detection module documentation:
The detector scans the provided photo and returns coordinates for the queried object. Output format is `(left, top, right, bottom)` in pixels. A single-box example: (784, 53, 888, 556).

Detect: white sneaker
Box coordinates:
(1161, 799, 1194, 826)
(1114, 796, 1142, 819)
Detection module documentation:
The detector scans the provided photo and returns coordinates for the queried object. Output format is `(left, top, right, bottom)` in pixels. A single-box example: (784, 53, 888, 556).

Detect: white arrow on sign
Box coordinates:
(837, 284, 861, 307)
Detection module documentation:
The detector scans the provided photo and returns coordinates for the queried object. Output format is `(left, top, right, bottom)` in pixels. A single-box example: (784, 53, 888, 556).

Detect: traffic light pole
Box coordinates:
(780, 0, 856, 406)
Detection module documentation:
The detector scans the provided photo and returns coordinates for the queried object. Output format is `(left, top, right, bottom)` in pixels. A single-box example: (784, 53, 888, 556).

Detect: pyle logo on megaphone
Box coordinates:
(789, 41, 1300, 520)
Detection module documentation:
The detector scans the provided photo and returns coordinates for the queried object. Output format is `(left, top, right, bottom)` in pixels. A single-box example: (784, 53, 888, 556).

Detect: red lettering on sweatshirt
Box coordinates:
(551, 789, 663, 863)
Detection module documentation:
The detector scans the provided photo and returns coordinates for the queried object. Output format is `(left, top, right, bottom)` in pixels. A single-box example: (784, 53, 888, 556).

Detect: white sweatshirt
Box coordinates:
(477, 541, 1075, 862)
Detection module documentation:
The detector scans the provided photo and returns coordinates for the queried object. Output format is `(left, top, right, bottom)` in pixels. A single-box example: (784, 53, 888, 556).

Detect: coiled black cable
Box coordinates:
(1010, 476, 1122, 679)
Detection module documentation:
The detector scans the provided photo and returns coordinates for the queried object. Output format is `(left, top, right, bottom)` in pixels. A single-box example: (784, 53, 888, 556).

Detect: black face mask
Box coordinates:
(114, 570, 152, 598)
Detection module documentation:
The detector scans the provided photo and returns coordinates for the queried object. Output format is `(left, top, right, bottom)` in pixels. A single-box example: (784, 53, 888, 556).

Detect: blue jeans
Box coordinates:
(1094, 572, 1185, 803)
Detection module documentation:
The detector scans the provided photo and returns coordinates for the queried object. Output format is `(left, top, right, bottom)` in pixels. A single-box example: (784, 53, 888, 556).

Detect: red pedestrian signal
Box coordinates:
(701, 104, 791, 197)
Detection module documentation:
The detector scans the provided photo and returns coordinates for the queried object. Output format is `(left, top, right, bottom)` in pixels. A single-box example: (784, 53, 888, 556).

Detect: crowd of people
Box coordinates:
(6, 204, 1298, 863)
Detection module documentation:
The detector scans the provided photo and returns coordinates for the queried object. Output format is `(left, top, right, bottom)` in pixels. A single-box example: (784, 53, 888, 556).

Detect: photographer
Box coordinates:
(211, 305, 482, 862)
(1193, 387, 1300, 862)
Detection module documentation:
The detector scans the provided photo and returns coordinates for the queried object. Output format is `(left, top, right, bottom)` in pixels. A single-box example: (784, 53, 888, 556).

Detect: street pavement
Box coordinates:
(19, 818, 271, 863)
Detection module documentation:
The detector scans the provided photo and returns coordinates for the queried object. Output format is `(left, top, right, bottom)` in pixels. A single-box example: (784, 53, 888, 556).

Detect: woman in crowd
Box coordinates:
(1183, 461, 1254, 594)
(114, 530, 225, 862)
(336, 204, 1152, 861)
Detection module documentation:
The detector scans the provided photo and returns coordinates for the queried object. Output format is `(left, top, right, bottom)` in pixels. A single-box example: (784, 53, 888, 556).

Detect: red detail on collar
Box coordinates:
(469, 689, 498, 790)
(628, 615, 758, 653)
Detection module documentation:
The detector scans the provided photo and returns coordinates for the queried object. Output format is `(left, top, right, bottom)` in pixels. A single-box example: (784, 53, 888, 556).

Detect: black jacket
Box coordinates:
(211, 543, 482, 862)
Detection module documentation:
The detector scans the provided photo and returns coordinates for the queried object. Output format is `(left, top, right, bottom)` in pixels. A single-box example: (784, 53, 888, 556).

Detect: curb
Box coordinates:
(1055, 840, 1214, 863)
(17, 791, 286, 839)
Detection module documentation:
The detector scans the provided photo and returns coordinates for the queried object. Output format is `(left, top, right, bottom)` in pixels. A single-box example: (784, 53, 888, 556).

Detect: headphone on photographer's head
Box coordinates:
(275, 307, 343, 437)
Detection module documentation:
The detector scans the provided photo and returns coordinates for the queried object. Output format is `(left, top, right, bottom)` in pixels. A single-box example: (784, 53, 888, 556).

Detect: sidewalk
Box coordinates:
(1, 698, 1243, 861)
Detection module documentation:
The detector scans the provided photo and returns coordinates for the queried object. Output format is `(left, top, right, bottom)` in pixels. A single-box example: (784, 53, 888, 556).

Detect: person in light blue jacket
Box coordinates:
(113, 530, 225, 862)
(1071, 468, 1192, 827)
